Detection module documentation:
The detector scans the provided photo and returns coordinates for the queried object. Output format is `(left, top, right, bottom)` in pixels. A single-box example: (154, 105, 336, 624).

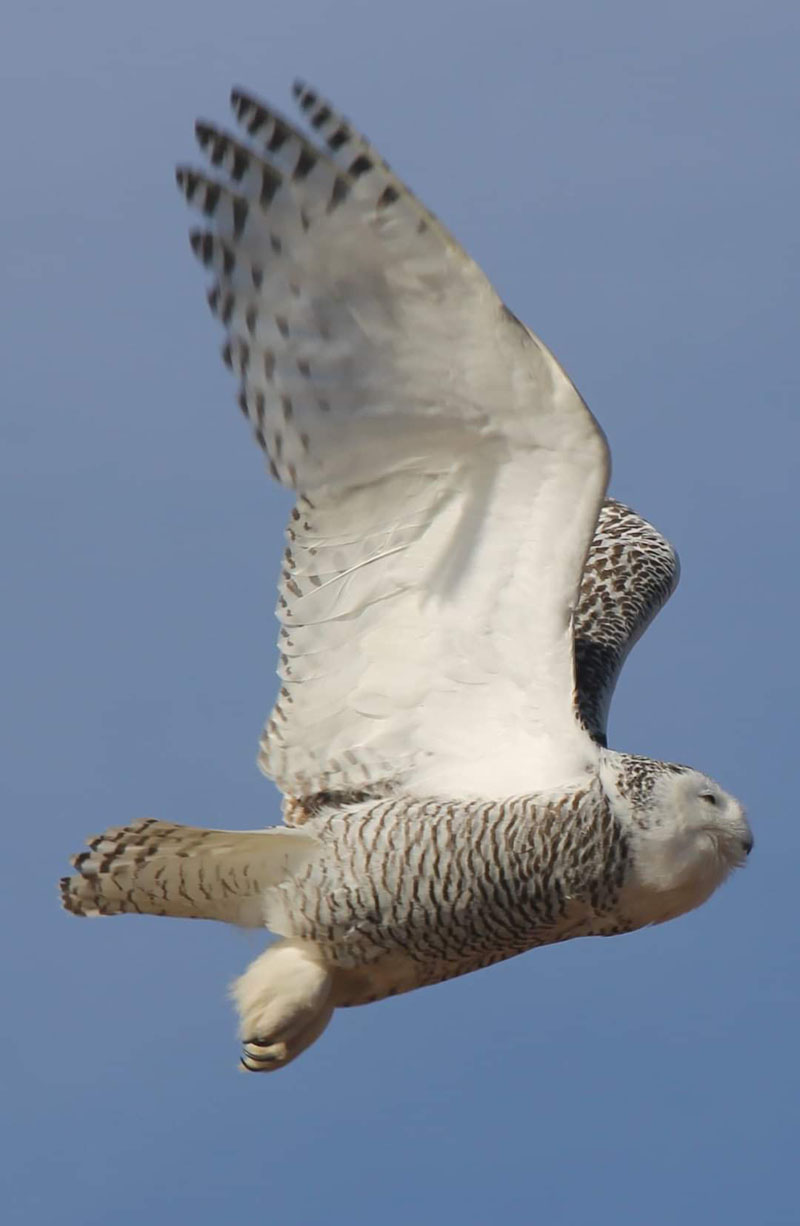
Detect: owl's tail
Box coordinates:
(60, 817, 319, 927)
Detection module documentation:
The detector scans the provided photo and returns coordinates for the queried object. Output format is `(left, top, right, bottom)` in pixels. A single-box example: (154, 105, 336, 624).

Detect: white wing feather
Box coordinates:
(179, 85, 610, 801)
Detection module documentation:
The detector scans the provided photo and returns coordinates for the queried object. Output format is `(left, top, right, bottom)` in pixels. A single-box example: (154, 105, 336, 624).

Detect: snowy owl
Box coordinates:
(61, 82, 751, 1073)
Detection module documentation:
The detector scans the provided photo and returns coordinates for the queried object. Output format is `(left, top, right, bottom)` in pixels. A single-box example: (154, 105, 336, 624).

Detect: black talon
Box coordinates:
(241, 1047, 280, 1067)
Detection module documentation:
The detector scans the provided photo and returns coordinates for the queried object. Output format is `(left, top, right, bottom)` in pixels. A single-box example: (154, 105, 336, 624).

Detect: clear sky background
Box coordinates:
(4, 2, 798, 1223)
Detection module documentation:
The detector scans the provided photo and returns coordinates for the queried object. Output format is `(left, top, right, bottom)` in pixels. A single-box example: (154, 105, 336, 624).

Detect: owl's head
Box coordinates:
(645, 766, 751, 879)
(606, 755, 751, 921)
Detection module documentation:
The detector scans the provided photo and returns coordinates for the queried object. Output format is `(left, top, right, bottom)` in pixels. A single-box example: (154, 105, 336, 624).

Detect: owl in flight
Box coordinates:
(61, 82, 751, 1073)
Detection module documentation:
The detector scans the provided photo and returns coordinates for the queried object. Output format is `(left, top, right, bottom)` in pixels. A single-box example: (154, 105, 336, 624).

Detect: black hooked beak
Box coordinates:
(742, 833, 754, 857)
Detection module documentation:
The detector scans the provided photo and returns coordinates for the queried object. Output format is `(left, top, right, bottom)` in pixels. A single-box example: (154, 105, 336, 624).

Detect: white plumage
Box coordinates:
(189, 88, 608, 800)
(61, 82, 751, 1075)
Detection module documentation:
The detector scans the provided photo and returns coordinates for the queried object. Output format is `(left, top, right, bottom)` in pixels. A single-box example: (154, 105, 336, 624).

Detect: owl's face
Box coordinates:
(623, 767, 751, 921)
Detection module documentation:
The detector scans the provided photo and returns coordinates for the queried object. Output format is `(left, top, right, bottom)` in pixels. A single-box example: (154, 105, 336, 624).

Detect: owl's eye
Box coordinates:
(699, 791, 718, 806)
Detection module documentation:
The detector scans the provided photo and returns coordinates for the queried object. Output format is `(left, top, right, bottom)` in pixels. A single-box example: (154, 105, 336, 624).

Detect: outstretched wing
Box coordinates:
(575, 499, 680, 747)
(178, 82, 609, 801)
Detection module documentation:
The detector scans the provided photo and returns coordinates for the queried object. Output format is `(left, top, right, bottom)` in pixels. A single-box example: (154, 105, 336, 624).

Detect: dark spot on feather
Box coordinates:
(260, 168, 280, 206)
(232, 197, 248, 238)
(327, 125, 350, 151)
(246, 107, 266, 137)
(293, 148, 317, 180)
(231, 149, 249, 181)
(267, 119, 290, 153)
(349, 154, 373, 177)
(203, 183, 221, 215)
(310, 105, 332, 129)
(328, 175, 350, 212)
(377, 184, 400, 209)
(178, 169, 200, 200)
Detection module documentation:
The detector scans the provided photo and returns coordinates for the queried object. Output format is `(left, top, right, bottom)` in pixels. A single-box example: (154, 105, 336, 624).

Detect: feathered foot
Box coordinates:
(232, 938, 334, 1073)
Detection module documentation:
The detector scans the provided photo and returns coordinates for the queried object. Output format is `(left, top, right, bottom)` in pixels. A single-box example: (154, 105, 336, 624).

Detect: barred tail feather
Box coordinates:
(60, 818, 319, 926)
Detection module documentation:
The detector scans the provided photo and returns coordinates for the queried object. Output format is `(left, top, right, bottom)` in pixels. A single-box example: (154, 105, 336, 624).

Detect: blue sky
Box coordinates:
(4, 2, 798, 1223)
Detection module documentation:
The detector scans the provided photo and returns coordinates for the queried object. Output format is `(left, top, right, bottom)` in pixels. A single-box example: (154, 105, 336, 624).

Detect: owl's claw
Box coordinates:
(238, 1012, 331, 1073)
(240, 1038, 289, 1071)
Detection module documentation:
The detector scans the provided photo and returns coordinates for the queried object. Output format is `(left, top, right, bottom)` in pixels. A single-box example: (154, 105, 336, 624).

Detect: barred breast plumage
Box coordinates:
(270, 782, 631, 1003)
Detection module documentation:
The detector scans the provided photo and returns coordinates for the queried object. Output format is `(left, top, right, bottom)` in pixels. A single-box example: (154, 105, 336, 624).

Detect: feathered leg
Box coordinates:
(232, 938, 334, 1072)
